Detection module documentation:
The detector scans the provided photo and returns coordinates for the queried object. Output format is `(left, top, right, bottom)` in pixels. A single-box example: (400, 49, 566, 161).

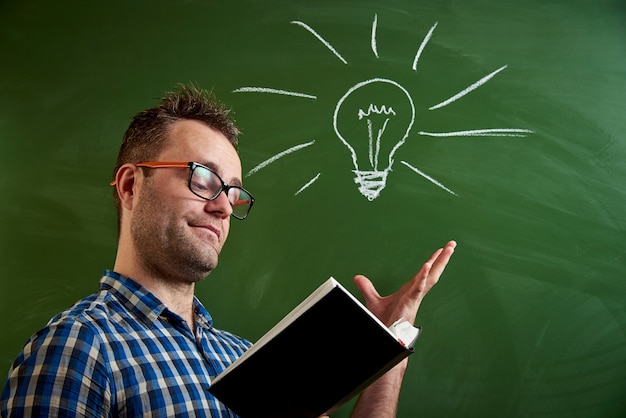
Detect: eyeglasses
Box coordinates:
(112, 161, 255, 220)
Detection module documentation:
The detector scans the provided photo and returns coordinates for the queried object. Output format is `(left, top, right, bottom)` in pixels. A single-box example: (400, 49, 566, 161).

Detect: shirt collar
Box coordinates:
(100, 270, 214, 329)
(193, 300, 214, 330)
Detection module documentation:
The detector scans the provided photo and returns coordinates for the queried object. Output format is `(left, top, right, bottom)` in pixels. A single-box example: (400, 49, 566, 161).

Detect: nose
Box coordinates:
(204, 189, 233, 219)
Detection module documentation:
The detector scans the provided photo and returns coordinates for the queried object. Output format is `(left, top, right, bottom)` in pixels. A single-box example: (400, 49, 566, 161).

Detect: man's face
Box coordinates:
(130, 119, 242, 283)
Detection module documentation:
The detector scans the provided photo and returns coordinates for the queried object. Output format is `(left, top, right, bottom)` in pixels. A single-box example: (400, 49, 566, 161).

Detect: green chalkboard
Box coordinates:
(1, 0, 625, 416)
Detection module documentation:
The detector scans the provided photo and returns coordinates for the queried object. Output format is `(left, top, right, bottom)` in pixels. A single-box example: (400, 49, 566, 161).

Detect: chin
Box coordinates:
(171, 255, 216, 284)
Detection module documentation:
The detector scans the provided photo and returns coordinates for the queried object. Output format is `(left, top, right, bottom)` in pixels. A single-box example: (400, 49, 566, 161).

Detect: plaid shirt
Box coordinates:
(1, 271, 252, 417)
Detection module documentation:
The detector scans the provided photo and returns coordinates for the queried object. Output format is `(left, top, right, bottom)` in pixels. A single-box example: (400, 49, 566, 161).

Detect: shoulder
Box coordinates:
(9, 290, 121, 379)
(13, 298, 111, 372)
(41, 292, 113, 341)
(1, 306, 112, 416)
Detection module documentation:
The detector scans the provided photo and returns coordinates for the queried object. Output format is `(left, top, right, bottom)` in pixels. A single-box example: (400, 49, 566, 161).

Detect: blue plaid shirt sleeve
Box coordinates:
(2, 318, 111, 417)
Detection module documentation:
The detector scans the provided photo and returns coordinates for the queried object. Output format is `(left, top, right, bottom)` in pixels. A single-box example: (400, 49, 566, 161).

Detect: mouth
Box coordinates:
(190, 223, 221, 240)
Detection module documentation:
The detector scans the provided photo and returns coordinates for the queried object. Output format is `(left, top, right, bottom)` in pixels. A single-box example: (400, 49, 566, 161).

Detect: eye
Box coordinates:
(191, 167, 218, 195)
(191, 179, 210, 192)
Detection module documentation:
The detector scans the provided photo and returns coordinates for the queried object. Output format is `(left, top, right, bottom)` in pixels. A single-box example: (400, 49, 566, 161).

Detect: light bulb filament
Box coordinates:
(366, 118, 391, 170)
(358, 104, 396, 119)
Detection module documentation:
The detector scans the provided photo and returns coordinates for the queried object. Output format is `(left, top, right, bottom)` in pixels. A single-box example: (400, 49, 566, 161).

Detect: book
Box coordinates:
(208, 277, 421, 418)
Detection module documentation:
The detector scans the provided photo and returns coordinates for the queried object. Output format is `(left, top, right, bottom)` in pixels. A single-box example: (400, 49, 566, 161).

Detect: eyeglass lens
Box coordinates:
(190, 164, 253, 219)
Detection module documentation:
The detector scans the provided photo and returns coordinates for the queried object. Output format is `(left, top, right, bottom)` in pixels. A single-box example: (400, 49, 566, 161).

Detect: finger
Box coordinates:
(409, 241, 456, 293)
(427, 240, 457, 280)
(422, 247, 444, 272)
(412, 246, 444, 283)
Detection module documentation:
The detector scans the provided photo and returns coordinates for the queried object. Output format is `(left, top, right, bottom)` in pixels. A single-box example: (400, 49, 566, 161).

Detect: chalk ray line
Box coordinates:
(371, 14, 379, 58)
(412, 22, 438, 71)
(429, 65, 508, 110)
(401, 161, 458, 196)
(295, 173, 321, 196)
(291, 20, 348, 64)
(246, 141, 316, 177)
(232, 87, 317, 100)
(419, 128, 534, 137)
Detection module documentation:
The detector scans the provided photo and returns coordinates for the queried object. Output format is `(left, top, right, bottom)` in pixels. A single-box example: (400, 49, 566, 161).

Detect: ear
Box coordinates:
(114, 163, 141, 211)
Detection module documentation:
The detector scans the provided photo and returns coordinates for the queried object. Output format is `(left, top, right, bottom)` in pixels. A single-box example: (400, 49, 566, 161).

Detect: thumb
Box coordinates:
(353, 275, 381, 306)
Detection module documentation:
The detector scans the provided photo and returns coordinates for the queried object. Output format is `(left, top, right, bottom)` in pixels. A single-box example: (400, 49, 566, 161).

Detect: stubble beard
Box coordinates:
(131, 184, 221, 284)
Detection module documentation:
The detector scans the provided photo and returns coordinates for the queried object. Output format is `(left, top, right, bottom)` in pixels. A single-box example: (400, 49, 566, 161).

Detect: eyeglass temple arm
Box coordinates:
(110, 162, 191, 186)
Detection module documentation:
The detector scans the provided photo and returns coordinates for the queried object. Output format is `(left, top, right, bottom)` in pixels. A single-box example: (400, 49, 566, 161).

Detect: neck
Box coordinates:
(139, 272, 198, 331)
(114, 264, 198, 333)
(151, 277, 197, 329)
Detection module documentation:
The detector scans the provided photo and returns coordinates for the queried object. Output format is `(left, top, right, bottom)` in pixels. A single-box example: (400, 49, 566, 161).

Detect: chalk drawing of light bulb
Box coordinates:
(334, 78, 415, 200)
(234, 16, 534, 199)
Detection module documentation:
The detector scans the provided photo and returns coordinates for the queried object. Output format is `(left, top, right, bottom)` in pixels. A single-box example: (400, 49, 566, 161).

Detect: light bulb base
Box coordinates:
(354, 170, 388, 201)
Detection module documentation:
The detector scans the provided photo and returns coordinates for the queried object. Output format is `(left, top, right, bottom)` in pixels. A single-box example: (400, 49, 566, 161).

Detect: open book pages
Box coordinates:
(389, 318, 421, 348)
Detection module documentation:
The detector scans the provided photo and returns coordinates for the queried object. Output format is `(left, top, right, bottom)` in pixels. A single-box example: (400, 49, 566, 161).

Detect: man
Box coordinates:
(1, 84, 456, 417)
